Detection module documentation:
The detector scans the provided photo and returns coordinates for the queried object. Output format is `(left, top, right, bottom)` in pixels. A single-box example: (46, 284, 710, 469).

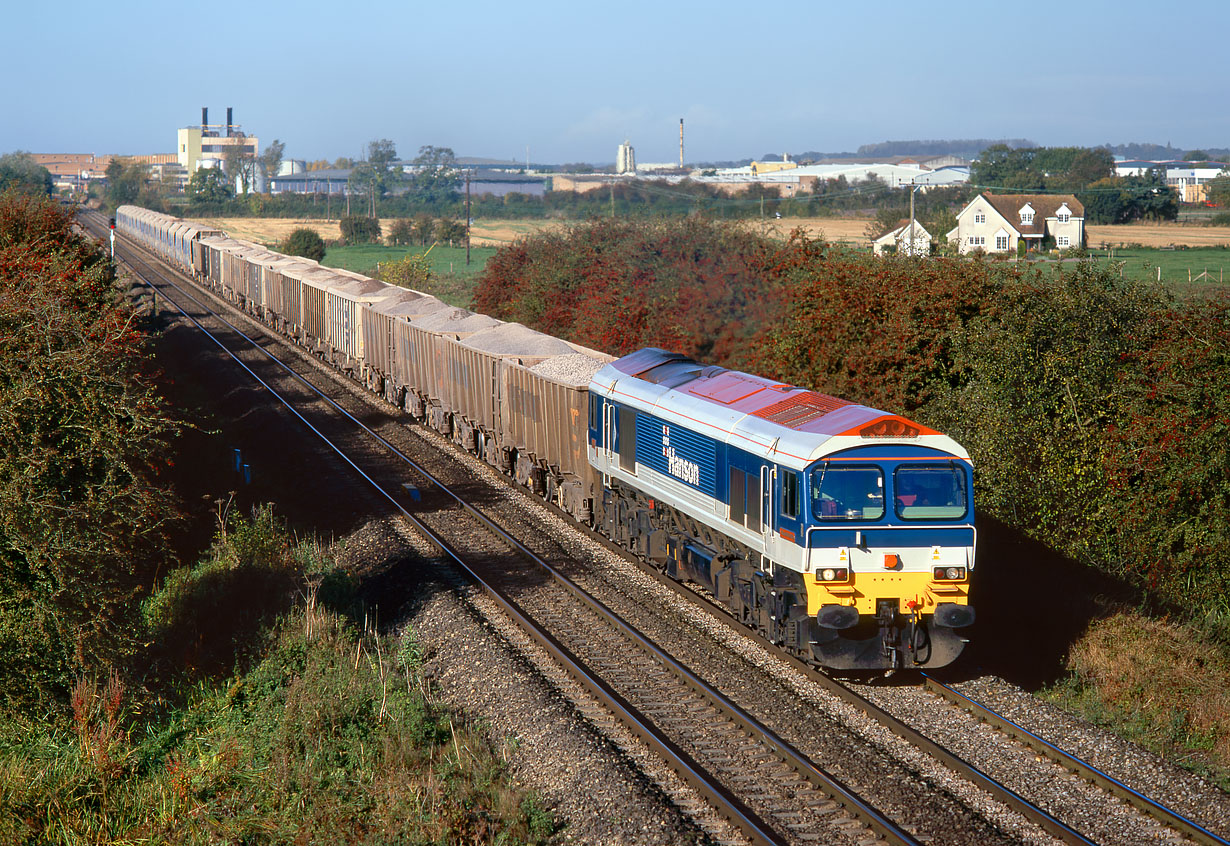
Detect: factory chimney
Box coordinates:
(226, 107, 233, 137)
(679, 118, 684, 169)
(202, 107, 208, 132)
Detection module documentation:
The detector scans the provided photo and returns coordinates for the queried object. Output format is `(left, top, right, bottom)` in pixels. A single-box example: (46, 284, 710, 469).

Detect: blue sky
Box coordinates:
(5, 0, 1226, 165)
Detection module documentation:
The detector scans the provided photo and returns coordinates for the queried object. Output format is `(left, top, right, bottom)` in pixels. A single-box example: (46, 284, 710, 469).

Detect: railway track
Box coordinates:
(921, 674, 1229, 846)
(88, 209, 1230, 845)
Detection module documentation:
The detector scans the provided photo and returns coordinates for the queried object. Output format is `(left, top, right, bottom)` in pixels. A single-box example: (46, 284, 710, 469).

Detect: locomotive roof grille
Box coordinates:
(753, 391, 852, 428)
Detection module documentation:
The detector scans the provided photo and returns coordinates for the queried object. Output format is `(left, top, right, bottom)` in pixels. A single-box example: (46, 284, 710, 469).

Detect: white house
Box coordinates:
(873, 220, 933, 256)
(947, 192, 1085, 255)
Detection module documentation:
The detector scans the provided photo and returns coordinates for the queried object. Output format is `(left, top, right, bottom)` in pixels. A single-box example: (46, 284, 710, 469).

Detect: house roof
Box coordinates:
(981, 192, 1083, 236)
(875, 219, 932, 242)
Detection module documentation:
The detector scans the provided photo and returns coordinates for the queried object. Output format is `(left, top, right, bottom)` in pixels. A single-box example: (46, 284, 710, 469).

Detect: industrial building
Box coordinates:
(177, 107, 259, 174)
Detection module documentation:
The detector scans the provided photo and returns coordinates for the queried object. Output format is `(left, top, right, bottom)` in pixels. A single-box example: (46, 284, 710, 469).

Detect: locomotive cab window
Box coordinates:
(589, 392, 601, 432)
(780, 471, 800, 519)
(618, 407, 636, 472)
(894, 464, 967, 520)
(812, 464, 884, 521)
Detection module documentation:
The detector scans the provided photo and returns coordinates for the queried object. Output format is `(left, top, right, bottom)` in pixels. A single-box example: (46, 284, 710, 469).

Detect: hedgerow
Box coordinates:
(0, 191, 181, 715)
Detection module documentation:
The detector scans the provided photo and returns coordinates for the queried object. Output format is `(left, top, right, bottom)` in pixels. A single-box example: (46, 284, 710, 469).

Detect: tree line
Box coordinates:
(95, 137, 1209, 228)
(969, 144, 1183, 223)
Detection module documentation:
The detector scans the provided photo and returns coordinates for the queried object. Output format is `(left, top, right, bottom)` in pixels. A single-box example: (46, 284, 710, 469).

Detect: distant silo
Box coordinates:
(616, 139, 636, 174)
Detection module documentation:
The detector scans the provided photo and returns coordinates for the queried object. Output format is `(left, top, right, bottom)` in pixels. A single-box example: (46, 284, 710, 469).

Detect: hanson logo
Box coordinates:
(661, 425, 701, 485)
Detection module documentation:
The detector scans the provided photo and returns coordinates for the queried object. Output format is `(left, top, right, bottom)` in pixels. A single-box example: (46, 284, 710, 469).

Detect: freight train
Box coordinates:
(114, 205, 976, 671)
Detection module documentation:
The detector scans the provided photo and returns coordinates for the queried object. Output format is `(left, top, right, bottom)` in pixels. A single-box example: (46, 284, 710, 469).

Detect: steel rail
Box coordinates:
(922, 673, 1230, 846)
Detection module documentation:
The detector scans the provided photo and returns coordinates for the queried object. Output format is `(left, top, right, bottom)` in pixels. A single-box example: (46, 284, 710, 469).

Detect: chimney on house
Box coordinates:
(226, 107, 233, 137)
(202, 107, 208, 132)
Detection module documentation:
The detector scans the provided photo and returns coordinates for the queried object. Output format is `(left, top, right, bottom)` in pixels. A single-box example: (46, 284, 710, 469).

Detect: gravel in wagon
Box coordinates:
(462, 323, 578, 356)
(530, 353, 609, 387)
(409, 307, 502, 333)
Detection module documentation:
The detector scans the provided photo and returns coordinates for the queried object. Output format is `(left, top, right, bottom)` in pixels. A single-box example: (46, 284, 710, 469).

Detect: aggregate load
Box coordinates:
(530, 352, 609, 387)
(409, 307, 501, 334)
(462, 323, 576, 356)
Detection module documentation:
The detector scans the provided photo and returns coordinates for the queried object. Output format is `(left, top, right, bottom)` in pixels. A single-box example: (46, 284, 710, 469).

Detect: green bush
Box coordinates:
(142, 505, 303, 677)
(339, 215, 381, 245)
(281, 227, 326, 262)
(0, 192, 180, 717)
(386, 218, 413, 246)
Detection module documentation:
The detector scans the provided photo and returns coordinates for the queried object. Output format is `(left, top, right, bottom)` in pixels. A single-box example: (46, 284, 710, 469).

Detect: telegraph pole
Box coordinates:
(465, 170, 471, 266)
(908, 180, 918, 256)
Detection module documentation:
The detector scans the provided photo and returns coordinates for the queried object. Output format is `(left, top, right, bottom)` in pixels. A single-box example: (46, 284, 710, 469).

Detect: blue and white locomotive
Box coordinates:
(588, 349, 975, 670)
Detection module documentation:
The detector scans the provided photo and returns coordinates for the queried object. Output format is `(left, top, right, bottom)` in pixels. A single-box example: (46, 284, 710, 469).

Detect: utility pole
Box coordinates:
(610, 183, 615, 218)
(908, 181, 919, 256)
(465, 170, 471, 266)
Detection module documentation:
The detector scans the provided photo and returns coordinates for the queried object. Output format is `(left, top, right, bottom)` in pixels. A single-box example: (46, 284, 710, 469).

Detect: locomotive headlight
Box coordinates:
(822, 568, 836, 581)
(933, 566, 967, 581)
(819, 568, 848, 582)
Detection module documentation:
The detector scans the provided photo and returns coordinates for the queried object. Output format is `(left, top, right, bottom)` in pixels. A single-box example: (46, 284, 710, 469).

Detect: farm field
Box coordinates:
(1087, 221, 1230, 248)
(322, 243, 497, 278)
(196, 216, 1230, 293)
(322, 244, 495, 307)
(1078, 246, 1230, 289)
(196, 216, 563, 249)
(760, 216, 874, 244)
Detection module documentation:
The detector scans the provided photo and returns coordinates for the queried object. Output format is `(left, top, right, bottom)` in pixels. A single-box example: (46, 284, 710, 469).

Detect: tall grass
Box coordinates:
(1043, 613, 1230, 791)
(0, 508, 557, 845)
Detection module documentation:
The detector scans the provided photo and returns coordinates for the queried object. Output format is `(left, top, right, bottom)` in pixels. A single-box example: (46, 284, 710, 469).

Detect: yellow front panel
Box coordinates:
(806, 571, 969, 616)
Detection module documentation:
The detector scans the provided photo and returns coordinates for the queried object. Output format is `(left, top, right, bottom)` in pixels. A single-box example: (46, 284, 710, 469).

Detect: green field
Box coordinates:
(1028, 246, 1230, 291)
(1084, 246, 1230, 289)
(322, 243, 496, 277)
(321, 244, 497, 307)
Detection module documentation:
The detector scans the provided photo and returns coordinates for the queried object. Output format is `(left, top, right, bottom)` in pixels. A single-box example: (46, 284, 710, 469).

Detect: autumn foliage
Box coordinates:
(0, 192, 180, 713)
(473, 216, 1230, 618)
(472, 216, 779, 362)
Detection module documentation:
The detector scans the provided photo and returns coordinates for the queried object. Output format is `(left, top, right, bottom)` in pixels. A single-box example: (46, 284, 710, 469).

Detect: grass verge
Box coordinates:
(1041, 611, 1230, 792)
(0, 508, 558, 845)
